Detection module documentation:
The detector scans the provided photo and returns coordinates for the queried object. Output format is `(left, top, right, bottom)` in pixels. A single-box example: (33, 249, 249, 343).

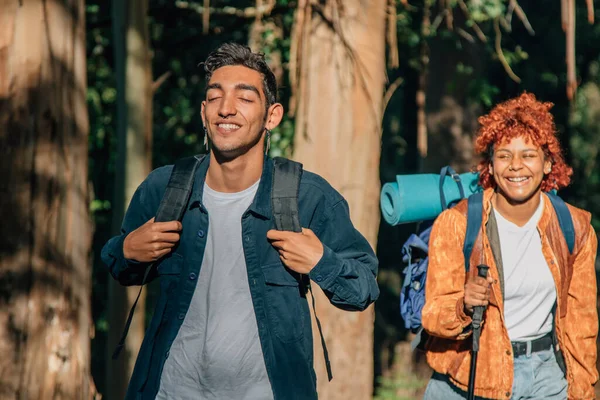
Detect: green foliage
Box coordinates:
(397, 10, 420, 50)
(86, 2, 117, 393)
(90, 199, 111, 213)
(373, 374, 427, 400)
(467, 78, 500, 107)
(467, 0, 505, 22)
(270, 118, 295, 158)
(569, 68, 600, 229)
(500, 45, 529, 65)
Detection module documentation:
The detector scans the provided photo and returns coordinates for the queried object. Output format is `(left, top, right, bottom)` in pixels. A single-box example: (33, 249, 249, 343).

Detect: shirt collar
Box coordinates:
(483, 187, 553, 231)
(190, 154, 273, 219)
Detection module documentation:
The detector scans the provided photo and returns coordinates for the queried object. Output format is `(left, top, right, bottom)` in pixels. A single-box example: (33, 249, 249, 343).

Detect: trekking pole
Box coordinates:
(467, 264, 490, 400)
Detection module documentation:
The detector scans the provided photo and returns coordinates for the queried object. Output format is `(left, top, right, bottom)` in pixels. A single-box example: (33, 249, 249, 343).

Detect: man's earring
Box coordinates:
(203, 127, 209, 151)
(265, 129, 271, 155)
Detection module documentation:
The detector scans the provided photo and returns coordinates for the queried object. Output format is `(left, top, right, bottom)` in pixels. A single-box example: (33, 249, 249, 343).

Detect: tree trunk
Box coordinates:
(290, 1, 387, 398)
(0, 0, 93, 399)
(106, 0, 153, 398)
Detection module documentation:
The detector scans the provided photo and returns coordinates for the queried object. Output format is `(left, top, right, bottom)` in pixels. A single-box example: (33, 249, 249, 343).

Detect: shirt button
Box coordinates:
(189, 273, 197, 280)
(244, 236, 250, 242)
(178, 313, 185, 320)
(316, 275, 323, 282)
(506, 350, 511, 355)
(197, 230, 205, 238)
(505, 392, 510, 397)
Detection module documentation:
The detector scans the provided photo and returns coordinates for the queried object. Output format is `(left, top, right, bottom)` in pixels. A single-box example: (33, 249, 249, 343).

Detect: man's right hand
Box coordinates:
(123, 217, 182, 262)
(464, 274, 494, 315)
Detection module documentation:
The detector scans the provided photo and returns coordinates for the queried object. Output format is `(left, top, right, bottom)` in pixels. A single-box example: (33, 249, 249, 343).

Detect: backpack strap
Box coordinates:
(271, 157, 333, 381)
(546, 193, 575, 254)
(155, 156, 203, 222)
(112, 155, 203, 360)
(439, 166, 465, 211)
(272, 157, 303, 232)
(463, 192, 484, 273)
(545, 194, 573, 377)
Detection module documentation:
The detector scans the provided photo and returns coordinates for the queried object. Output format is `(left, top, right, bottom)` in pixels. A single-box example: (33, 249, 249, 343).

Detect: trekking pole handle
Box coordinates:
(476, 264, 489, 279)
(471, 265, 490, 330)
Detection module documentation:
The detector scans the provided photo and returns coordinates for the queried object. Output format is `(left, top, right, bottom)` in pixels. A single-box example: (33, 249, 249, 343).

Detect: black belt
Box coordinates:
(511, 333, 553, 357)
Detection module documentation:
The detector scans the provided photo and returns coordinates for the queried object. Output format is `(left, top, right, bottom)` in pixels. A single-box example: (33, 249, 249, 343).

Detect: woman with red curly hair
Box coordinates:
(421, 92, 598, 399)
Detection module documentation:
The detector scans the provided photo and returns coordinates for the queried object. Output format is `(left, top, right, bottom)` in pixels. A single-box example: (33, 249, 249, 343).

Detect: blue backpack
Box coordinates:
(399, 166, 575, 346)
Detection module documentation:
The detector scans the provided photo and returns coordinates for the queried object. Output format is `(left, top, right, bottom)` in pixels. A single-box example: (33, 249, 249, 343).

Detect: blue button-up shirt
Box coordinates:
(101, 156, 379, 400)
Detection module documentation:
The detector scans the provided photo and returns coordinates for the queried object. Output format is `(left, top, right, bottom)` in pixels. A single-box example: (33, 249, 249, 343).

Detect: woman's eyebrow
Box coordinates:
(495, 148, 538, 153)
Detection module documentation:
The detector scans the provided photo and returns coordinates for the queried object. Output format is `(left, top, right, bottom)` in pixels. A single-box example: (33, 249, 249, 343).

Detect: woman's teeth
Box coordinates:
(507, 177, 529, 182)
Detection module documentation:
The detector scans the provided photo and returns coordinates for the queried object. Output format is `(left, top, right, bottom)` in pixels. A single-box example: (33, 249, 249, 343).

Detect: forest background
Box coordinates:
(1, 0, 600, 399)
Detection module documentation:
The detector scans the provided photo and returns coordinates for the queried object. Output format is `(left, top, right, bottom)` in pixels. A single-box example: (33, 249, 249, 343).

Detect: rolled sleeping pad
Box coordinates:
(380, 171, 481, 225)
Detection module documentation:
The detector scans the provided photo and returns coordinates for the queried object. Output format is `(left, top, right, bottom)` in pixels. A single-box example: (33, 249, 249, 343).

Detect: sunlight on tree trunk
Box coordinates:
(290, 1, 387, 398)
(0, 0, 94, 398)
(106, 0, 153, 398)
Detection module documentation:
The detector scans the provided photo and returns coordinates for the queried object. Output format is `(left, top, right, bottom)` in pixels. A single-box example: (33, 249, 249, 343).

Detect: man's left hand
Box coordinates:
(266, 228, 324, 274)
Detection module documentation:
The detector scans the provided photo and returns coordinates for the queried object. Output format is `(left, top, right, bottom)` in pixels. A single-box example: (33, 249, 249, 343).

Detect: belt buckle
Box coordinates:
(511, 341, 525, 356)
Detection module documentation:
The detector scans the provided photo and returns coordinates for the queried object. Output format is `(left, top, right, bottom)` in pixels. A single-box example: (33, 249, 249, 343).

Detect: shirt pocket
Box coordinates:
(261, 262, 304, 343)
(156, 253, 184, 276)
(155, 253, 185, 324)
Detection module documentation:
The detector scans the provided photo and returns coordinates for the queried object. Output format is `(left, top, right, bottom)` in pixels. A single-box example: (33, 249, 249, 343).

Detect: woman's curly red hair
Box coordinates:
(474, 92, 572, 192)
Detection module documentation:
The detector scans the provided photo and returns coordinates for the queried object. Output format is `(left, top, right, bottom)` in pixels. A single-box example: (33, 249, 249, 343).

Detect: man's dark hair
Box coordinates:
(203, 42, 278, 108)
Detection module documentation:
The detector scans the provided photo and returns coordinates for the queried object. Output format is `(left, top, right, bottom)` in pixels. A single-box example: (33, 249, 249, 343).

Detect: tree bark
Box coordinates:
(0, 0, 93, 398)
(106, 0, 153, 398)
(291, 1, 387, 398)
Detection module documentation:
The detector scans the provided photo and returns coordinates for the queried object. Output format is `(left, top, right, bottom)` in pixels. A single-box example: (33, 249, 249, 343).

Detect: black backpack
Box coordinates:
(112, 155, 332, 380)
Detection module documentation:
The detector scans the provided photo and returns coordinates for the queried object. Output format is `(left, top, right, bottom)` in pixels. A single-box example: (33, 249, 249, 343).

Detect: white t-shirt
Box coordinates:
(157, 179, 273, 400)
(494, 196, 556, 342)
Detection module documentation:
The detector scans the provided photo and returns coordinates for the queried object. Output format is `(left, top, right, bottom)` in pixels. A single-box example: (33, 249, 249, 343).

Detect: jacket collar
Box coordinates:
(191, 154, 273, 220)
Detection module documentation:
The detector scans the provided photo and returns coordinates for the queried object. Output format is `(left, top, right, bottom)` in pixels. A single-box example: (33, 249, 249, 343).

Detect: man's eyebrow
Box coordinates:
(235, 83, 261, 97)
(206, 83, 222, 91)
(205, 82, 261, 98)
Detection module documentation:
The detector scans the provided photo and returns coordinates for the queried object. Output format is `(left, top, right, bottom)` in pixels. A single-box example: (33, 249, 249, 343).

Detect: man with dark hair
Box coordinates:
(101, 42, 379, 400)
(203, 42, 278, 109)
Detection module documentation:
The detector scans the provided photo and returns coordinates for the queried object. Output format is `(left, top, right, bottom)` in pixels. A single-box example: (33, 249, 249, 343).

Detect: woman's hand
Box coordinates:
(464, 274, 494, 315)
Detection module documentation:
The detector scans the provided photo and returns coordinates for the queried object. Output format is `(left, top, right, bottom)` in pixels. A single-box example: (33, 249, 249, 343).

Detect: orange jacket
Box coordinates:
(422, 188, 598, 399)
